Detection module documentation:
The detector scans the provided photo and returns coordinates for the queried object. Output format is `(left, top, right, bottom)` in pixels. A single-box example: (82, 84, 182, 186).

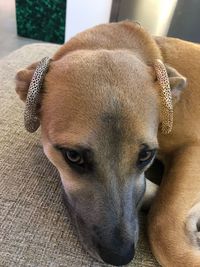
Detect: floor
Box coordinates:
(0, 0, 43, 59)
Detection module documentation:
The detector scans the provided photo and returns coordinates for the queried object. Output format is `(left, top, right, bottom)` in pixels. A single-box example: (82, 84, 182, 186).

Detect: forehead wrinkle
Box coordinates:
(44, 126, 98, 149)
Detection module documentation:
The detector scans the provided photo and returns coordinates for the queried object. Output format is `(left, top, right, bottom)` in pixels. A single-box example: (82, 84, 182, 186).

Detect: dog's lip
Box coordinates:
(62, 190, 104, 263)
(73, 213, 138, 266)
(62, 190, 138, 265)
(73, 213, 107, 263)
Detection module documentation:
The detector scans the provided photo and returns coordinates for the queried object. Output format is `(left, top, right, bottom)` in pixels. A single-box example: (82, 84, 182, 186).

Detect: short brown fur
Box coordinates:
(16, 21, 200, 266)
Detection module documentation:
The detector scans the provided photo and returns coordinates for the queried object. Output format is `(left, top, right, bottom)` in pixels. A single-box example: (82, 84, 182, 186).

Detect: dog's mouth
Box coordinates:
(74, 213, 137, 266)
(74, 213, 105, 263)
(62, 190, 104, 263)
(62, 189, 138, 266)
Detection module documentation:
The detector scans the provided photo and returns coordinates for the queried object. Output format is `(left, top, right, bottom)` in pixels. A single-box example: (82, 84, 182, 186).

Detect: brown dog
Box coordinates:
(15, 21, 200, 266)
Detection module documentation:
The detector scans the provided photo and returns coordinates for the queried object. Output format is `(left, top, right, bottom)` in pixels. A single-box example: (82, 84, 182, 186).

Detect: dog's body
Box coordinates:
(16, 22, 200, 266)
(148, 36, 200, 267)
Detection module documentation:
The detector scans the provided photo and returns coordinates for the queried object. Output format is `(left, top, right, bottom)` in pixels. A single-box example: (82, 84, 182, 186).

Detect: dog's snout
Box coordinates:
(92, 221, 137, 265)
(97, 242, 135, 266)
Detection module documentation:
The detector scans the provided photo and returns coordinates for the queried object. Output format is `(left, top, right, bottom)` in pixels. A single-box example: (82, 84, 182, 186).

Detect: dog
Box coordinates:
(15, 21, 200, 266)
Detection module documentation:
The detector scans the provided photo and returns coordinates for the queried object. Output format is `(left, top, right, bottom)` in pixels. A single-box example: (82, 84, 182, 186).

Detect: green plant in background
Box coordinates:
(16, 0, 66, 44)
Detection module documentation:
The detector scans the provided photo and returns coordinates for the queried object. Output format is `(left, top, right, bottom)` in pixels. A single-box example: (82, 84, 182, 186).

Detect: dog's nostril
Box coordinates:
(98, 243, 135, 266)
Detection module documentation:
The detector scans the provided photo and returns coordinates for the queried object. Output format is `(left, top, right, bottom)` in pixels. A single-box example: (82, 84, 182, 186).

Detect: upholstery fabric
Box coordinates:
(0, 44, 159, 267)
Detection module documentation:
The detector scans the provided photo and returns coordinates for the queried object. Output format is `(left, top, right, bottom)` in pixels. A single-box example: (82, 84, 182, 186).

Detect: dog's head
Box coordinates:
(15, 29, 186, 266)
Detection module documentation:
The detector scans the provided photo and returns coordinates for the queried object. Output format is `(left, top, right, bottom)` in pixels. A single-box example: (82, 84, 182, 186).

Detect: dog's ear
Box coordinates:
(154, 60, 187, 134)
(15, 62, 38, 102)
(15, 57, 51, 133)
(165, 64, 187, 103)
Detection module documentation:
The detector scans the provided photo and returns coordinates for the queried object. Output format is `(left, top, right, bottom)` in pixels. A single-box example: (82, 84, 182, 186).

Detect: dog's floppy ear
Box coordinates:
(15, 57, 51, 133)
(165, 64, 187, 102)
(15, 62, 38, 102)
(154, 59, 187, 134)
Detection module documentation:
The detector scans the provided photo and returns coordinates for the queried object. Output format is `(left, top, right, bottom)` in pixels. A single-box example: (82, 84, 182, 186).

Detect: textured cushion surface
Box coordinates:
(0, 44, 159, 267)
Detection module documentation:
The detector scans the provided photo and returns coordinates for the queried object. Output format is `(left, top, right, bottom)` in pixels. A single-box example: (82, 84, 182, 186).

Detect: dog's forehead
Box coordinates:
(47, 49, 154, 89)
(42, 49, 159, 146)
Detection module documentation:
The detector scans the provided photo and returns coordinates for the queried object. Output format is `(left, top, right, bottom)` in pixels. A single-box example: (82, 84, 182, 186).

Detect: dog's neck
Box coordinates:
(53, 21, 162, 66)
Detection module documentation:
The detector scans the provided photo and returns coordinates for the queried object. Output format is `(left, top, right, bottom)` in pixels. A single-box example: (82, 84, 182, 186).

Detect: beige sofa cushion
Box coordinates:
(0, 44, 159, 267)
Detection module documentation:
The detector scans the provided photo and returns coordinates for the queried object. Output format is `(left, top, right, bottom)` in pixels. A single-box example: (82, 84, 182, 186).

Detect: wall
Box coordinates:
(65, 0, 112, 41)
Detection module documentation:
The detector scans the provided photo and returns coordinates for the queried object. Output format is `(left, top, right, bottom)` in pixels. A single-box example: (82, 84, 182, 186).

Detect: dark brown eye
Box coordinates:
(139, 150, 153, 161)
(56, 146, 94, 174)
(64, 150, 84, 164)
(137, 148, 156, 169)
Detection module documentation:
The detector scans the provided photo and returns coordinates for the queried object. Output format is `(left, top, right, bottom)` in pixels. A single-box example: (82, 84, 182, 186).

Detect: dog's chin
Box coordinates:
(62, 190, 104, 263)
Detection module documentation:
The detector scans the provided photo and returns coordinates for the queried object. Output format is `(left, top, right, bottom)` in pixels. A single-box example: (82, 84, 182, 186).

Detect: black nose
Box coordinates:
(98, 243, 135, 266)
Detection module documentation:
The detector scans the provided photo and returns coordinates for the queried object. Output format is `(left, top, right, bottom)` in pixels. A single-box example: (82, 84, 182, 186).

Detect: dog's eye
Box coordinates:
(63, 149, 84, 165)
(137, 148, 156, 169)
(56, 146, 94, 174)
(139, 150, 153, 161)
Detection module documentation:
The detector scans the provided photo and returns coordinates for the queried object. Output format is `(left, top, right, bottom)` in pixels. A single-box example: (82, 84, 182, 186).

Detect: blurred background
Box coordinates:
(1, 0, 200, 58)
